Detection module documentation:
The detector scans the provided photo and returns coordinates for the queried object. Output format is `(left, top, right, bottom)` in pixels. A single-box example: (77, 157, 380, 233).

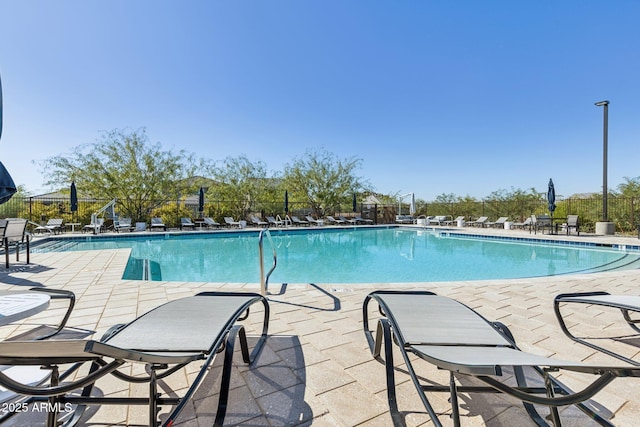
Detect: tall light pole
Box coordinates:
(595, 100, 609, 221)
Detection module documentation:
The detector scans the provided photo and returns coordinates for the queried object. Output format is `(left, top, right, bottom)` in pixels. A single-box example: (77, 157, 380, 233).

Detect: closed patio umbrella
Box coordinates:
(409, 193, 416, 216)
(198, 187, 205, 216)
(352, 193, 357, 212)
(0, 74, 16, 205)
(284, 190, 289, 214)
(547, 178, 556, 216)
(0, 161, 16, 204)
(70, 181, 78, 213)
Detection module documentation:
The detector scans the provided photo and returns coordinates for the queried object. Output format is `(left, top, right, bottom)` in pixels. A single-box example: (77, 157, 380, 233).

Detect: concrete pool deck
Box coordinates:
(1, 226, 640, 426)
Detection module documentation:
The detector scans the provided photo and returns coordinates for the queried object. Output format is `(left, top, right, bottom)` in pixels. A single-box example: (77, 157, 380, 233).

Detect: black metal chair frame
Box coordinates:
(363, 290, 640, 427)
(0, 291, 269, 427)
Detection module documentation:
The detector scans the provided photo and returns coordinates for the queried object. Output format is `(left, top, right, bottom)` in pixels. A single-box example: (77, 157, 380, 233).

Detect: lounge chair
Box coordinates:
(114, 217, 132, 232)
(554, 291, 640, 365)
(354, 215, 374, 224)
(512, 217, 532, 230)
(395, 215, 414, 224)
(266, 216, 284, 227)
(250, 215, 269, 227)
(150, 217, 166, 231)
(0, 287, 76, 340)
(338, 215, 358, 225)
(180, 217, 196, 230)
(203, 217, 221, 228)
(363, 290, 640, 427)
(443, 215, 465, 226)
(82, 217, 104, 234)
(0, 288, 77, 408)
(1, 218, 30, 267)
(0, 291, 269, 427)
(325, 216, 346, 225)
(466, 216, 488, 227)
(306, 215, 321, 225)
(566, 214, 580, 235)
(224, 216, 242, 228)
(291, 216, 309, 226)
(34, 218, 64, 235)
(427, 215, 450, 226)
(486, 216, 509, 228)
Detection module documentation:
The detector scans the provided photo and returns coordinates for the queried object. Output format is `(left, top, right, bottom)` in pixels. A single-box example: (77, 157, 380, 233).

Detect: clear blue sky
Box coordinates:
(1, 1, 639, 201)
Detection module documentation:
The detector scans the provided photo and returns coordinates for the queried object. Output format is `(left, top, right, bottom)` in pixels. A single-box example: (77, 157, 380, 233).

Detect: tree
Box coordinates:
(616, 176, 640, 198)
(283, 148, 370, 216)
(208, 155, 277, 217)
(41, 128, 199, 222)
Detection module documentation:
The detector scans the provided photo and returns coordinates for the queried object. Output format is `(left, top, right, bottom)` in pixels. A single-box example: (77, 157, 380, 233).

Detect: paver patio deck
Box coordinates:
(1, 226, 639, 426)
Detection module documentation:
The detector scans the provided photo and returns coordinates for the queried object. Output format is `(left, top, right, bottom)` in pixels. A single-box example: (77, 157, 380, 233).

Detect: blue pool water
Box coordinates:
(35, 227, 640, 283)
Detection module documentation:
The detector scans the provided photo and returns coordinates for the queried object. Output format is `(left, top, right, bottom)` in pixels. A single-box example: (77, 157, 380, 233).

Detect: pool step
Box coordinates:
(32, 240, 80, 252)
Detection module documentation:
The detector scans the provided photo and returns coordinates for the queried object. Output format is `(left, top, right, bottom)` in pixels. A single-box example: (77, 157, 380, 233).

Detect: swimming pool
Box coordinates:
(34, 227, 640, 284)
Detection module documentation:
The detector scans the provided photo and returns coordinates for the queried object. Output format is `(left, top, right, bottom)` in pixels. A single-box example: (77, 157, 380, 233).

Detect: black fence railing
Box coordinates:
(2, 195, 638, 234)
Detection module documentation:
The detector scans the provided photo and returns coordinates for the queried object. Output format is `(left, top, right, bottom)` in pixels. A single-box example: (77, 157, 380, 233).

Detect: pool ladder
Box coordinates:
(258, 229, 277, 295)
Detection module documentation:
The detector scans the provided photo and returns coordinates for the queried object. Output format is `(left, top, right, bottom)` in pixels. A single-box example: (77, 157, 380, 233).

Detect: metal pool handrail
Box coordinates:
(258, 228, 277, 295)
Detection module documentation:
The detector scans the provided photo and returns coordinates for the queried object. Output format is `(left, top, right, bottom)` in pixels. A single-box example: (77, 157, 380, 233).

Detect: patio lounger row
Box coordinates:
(364, 290, 640, 426)
(0, 291, 269, 427)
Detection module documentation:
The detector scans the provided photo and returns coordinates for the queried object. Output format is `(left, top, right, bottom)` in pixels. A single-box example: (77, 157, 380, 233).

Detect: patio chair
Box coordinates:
(531, 214, 552, 234)
(34, 218, 64, 235)
(566, 214, 580, 235)
(466, 216, 488, 227)
(114, 217, 132, 232)
(224, 216, 243, 228)
(486, 216, 509, 228)
(150, 217, 166, 231)
(0, 291, 270, 427)
(291, 216, 309, 226)
(180, 217, 196, 230)
(250, 215, 269, 227)
(1, 218, 30, 267)
(203, 217, 221, 228)
(554, 291, 640, 366)
(363, 290, 640, 427)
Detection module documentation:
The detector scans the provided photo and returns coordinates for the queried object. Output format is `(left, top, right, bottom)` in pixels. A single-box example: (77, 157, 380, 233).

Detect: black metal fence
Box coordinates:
(2, 195, 639, 234)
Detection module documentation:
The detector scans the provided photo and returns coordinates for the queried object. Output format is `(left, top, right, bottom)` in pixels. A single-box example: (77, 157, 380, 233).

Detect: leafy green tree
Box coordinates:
(41, 128, 199, 222)
(283, 148, 370, 216)
(616, 176, 640, 198)
(208, 155, 278, 218)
